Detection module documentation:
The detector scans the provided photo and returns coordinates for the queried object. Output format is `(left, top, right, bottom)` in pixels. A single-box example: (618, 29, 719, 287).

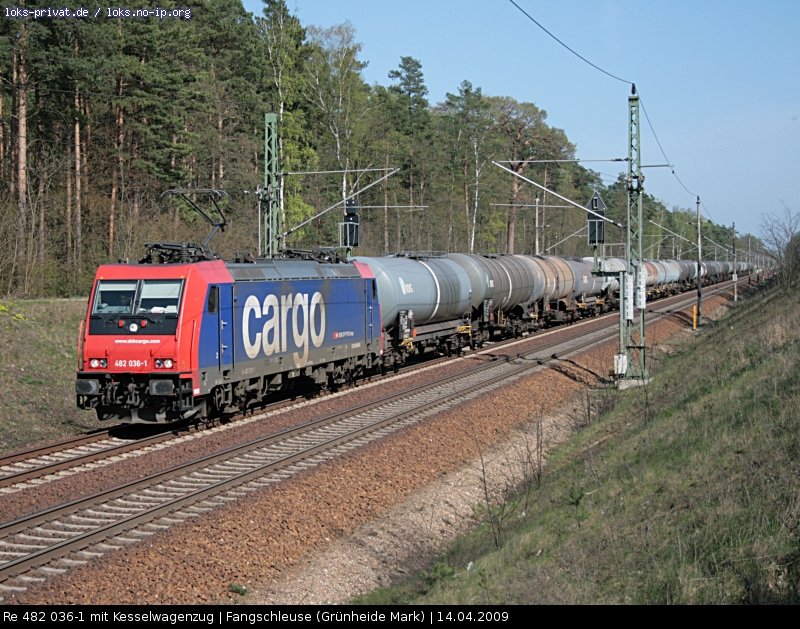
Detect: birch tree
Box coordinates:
(442, 81, 493, 253)
(302, 23, 369, 204)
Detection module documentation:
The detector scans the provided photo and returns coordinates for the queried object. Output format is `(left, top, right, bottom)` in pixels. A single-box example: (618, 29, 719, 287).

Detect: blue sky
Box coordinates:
(244, 0, 800, 238)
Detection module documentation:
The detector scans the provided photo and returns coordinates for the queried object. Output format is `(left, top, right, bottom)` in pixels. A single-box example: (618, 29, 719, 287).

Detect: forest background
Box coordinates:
(0, 0, 747, 297)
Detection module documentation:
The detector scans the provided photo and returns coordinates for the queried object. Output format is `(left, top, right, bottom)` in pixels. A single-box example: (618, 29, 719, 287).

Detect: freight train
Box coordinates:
(76, 242, 749, 424)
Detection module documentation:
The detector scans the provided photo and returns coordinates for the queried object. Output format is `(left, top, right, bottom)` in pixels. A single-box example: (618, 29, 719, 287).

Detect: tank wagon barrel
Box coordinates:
(352, 254, 471, 329)
(563, 258, 605, 299)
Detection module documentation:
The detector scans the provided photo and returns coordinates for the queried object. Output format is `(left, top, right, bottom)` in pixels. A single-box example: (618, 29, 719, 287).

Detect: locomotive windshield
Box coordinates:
(93, 280, 137, 314)
(92, 279, 183, 315)
(137, 280, 182, 314)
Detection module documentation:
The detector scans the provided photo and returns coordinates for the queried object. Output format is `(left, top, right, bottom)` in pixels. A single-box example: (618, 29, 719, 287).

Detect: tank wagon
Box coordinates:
(77, 243, 749, 425)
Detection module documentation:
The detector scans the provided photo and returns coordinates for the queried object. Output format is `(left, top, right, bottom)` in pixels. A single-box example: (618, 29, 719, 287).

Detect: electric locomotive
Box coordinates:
(76, 243, 382, 423)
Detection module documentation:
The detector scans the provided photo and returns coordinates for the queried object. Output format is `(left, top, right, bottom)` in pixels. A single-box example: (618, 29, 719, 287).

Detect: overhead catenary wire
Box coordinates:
(505, 0, 633, 86)
(699, 200, 717, 223)
(493, 160, 623, 228)
(282, 168, 399, 238)
(507, 0, 721, 226)
(639, 97, 715, 221)
(494, 158, 626, 164)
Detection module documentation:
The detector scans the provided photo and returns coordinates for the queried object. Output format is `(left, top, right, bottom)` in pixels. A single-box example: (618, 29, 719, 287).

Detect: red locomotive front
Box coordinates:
(76, 259, 230, 423)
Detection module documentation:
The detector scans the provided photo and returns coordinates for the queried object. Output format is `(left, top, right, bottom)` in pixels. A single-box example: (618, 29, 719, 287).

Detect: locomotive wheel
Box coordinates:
(212, 386, 226, 413)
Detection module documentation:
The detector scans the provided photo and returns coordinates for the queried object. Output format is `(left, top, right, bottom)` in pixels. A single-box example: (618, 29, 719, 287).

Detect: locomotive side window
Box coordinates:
(137, 280, 183, 314)
(93, 280, 137, 314)
(207, 286, 219, 314)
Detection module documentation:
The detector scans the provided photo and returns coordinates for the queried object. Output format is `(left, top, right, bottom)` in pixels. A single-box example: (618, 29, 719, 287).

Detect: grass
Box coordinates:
(228, 583, 248, 596)
(354, 281, 800, 604)
(0, 297, 102, 453)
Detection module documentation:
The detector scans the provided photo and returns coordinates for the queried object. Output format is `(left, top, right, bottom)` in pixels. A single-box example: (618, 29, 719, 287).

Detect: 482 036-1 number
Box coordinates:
(114, 359, 148, 368)
(22, 612, 84, 622)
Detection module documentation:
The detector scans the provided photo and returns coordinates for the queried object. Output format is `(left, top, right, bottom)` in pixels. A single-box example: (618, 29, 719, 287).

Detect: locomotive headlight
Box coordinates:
(154, 358, 174, 369)
(129, 322, 139, 333)
(163, 358, 173, 369)
(89, 358, 107, 369)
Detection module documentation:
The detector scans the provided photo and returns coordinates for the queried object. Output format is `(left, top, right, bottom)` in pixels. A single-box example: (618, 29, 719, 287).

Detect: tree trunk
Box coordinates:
(463, 160, 469, 250)
(15, 36, 29, 290)
(506, 208, 516, 254)
(113, 98, 125, 256)
(0, 95, 5, 185)
(74, 90, 83, 273)
(383, 153, 389, 253)
(82, 97, 90, 203)
(109, 167, 117, 258)
(217, 110, 224, 187)
(66, 142, 72, 266)
(170, 130, 178, 236)
(37, 166, 45, 263)
(408, 146, 414, 209)
(33, 86, 45, 265)
(188, 120, 196, 188)
(505, 161, 527, 254)
(131, 131, 139, 222)
(469, 139, 481, 254)
(9, 55, 17, 201)
(541, 167, 548, 252)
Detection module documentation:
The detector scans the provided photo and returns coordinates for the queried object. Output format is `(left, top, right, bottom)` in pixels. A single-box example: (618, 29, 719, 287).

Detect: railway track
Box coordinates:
(0, 279, 746, 599)
(0, 430, 180, 491)
(0, 351, 455, 492)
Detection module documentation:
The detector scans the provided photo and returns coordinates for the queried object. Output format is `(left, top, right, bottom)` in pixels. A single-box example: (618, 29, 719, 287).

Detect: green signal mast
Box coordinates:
(625, 85, 647, 380)
(263, 113, 280, 258)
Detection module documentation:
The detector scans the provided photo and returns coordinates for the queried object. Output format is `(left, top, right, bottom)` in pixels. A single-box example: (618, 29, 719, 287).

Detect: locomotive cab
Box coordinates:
(75, 260, 224, 424)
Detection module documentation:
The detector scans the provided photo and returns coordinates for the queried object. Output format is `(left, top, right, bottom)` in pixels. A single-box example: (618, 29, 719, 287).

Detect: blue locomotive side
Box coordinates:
(197, 276, 379, 383)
